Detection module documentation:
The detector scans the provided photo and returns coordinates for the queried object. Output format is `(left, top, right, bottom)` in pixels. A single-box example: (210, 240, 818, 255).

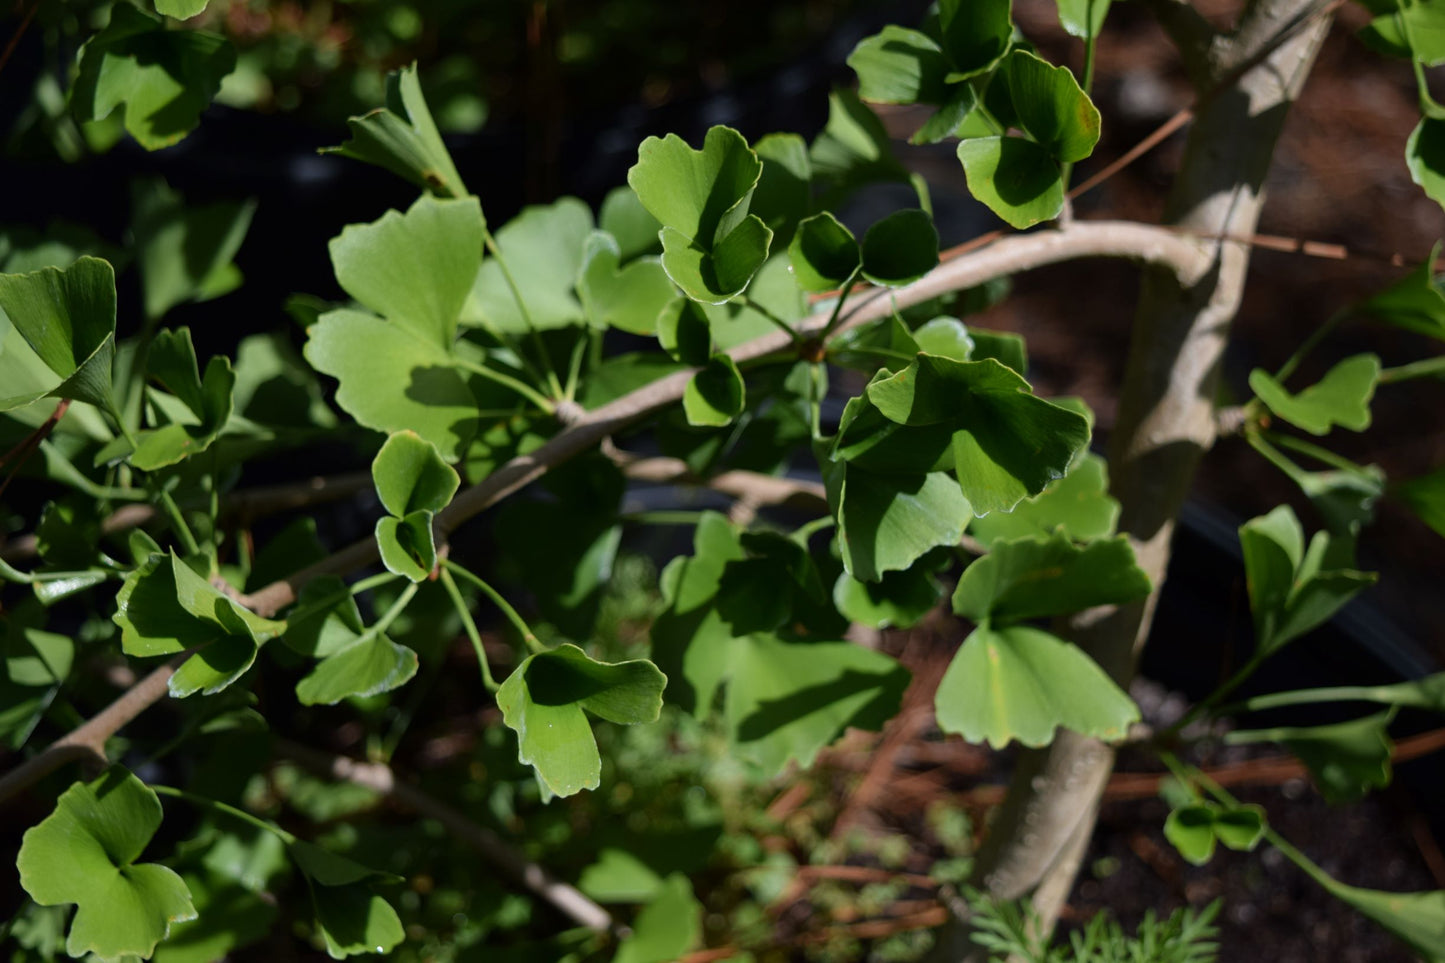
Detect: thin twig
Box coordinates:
(271, 738, 620, 935)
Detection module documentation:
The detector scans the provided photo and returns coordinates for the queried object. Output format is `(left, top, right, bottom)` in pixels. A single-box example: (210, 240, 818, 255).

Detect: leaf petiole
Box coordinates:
(442, 559, 545, 655)
(151, 784, 297, 845)
(439, 566, 499, 692)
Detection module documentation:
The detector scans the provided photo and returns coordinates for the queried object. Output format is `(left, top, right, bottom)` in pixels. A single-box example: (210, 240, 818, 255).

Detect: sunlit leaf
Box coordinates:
(1164, 802, 1266, 866)
(829, 463, 972, 583)
(683, 355, 746, 427)
(469, 197, 593, 332)
(372, 431, 460, 517)
(848, 26, 952, 104)
(1005, 50, 1101, 163)
(1407, 116, 1445, 215)
(131, 328, 235, 470)
(1055, 0, 1113, 39)
(833, 566, 943, 629)
(17, 767, 196, 959)
(295, 631, 418, 706)
(330, 194, 483, 351)
(968, 453, 1119, 546)
(577, 231, 675, 335)
(934, 623, 1138, 748)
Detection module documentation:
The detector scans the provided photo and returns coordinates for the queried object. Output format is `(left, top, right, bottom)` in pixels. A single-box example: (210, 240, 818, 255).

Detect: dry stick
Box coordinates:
(0, 221, 1209, 805)
(271, 738, 618, 935)
(0, 400, 70, 503)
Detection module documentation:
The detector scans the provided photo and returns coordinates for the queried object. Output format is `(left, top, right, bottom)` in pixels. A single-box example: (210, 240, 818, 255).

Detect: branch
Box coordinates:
(0, 220, 1209, 805)
(271, 738, 618, 935)
(614, 451, 828, 513)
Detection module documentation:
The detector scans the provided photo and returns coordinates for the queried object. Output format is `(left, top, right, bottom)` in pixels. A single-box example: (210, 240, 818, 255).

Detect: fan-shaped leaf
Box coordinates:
(17, 767, 196, 959)
(372, 431, 459, 517)
(789, 213, 860, 292)
(0, 257, 116, 413)
(958, 136, 1065, 229)
(953, 533, 1150, 623)
(683, 355, 746, 427)
(848, 26, 952, 104)
(1249, 354, 1380, 436)
(934, 623, 1138, 748)
(861, 209, 939, 287)
(469, 198, 593, 331)
(1005, 50, 1101, 163)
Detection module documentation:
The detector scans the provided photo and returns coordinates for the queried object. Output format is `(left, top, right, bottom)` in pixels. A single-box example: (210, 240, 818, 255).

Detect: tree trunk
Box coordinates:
(932, 3, 1335, 958)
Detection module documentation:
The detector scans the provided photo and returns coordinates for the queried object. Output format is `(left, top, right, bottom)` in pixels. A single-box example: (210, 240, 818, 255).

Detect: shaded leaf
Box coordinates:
(1408, 116, 1445, 215)
(848, 26, 952, 104)
(1322, 883, 1445, 961)
(613, 875, 702, 963)
(290, 842, 404, 959)
(131, 178, 255, 321)
(660, 217, 773, 304)
(810, 89, 915, 204)
(938, 0, 1013, 78)
(1249, 354, 1380, 435)
(17, 767, 196, 959)
(131, 328, 235, 470)
(683, 354, 746, 427)
(934, 623, 1138, 748)
(374, 512, 438, 582)
(1230, 710, 1395, 804)
(71, 4, 235, 150)
(829, 464, 972, 583)
(952, 533, 1150, 623)
(861, 209, 939, 287)
(833, 567, 943, 629)
(958, 135, 1065, 229)
(321, 62, 466, 198)
(1239, 506, 1376, 656)
(751, 133, 813, 246)
(497, 643, 666, 797)
(0, 256, 116, 413)
(968, 452, 1119, 546)
(598, 185, 663, 261)
(1398, 468, 1445, 538)
(788, 213, 860, 292)
(1356, 243, 1445, 339)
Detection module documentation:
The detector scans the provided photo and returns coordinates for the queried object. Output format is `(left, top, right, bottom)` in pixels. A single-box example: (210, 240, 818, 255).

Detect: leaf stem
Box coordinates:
(453, 358, 557, 413)
(483, 231, 566, 398)
(151, 784, 297, 845)
(1378, 354, 1445, 384)
(1274, 308, 1349, 383)
(442, 560, 545, 655)
(793, 515, 835, 541)
(741, 295, 803, 344)
(371, 580, 420, 638)
(1161, 653, 1267, 740)
(1264, 430, 1364, 472)
(439, 566, 499, 692)
(818, 269, 862, 344)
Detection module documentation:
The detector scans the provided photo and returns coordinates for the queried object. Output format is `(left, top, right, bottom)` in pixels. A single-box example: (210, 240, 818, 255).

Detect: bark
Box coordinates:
(933, 4, 1335, 959)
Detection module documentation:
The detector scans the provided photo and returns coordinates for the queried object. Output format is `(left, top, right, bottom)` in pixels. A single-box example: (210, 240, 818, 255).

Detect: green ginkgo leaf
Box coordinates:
(374, 512, 438, 582)
(1407, 116, 1445, 216)
(848, 26, 952, 104)
(131, 328, 235, 471)
(321, 62, 466, 198)
(303, 308, 481, 460)
(751, 133, 813, 246)
(290, 842, 405, 959)
(1239, 506, 1376, 656)
(724, 634, 908, 774)
(828, 463, 973, 583)
(1164, 802, 1266, 865)
(788, 213, 860, 292)
(968, 453, 1119, 546)
(1398, 468, 1445, 539)
(833, 566, 943, 629)
(1055, 0, 1113, 39)
(958, 136, 1065, 229)
(598, 185, 663, 261)
(952, 532, 1151, 623)
(810, 89, 916, 205)
(1249, 354, 1380, 436)
(857, 355, 1090, 514)
(71, 4, 235, 151)
(372, 431, 459, 518)
(937, 0, 1013, 79)
(657, 297, 713, 366)
(1230, 710, 1395, 804)
(1356, 243, 1445, 340)
(17, 767, 196, 959)
(613, 874, 703, 963)
(1321, 882, 1445, 962)
(294, 630, 418, 707)
(155, 0, 209, 18)
(1358, 1, 1445, 65)
(1005, 50, 1101, 163)
(497, 643, 666, 797)
(0, 257, 117, 413)
(934, 623, 1138, 748)
(630, 127, 772, 303)
(577, 231, 675, 335)
(683, 355, 746, 427)
(329, 194, 483, 351)
(861, 209, 939, 287)
(468, 198, 594, 332)
(131, 178, 255, 322)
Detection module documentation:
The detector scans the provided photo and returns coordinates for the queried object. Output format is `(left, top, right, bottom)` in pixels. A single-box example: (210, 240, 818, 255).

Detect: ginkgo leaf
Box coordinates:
(374, 512, 438, 582)
(833, 567, 944, 629)
(860, 209, 939, 287)
(321, 62, 466, 198)
(577, 231, 675, 335)
(613, 874, 702, 963)
(1249, 354, 1380, 436)
(295, 631, 418, 707)
(131, 178, 255, 321)
(788, 213, 860, 292)
(1164, 802, 1266, 865)
(952, 532, 1151, 624)
(958, 136, 1065, 230)
(934, 623, 1138, 748)
(290, 842, 405, 959)
(1239, 506, 1376, 656)
(372, 431, 460, 518)
(469, 198, 594, 332)
(683, 355, 746, 427)
(329, 194, 483, 351)
(497, 643, 666, 797)
(1356, 242, 1445, 340)
(71, 4, 235, 150)
(1005, 50, 1101, 163)
(17, 767, 196, 959)
(968, 453, 1119, 545)
(1230, 710, 1395, 804)
(0, 257, 117, 414)
(848, 26, 952, 105)
(131, 328, 235, 471)
(828, 463, 973, 583)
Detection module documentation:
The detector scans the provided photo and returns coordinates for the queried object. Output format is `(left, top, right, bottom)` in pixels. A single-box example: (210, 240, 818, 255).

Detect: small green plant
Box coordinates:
(5, 1, 1445, 961)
